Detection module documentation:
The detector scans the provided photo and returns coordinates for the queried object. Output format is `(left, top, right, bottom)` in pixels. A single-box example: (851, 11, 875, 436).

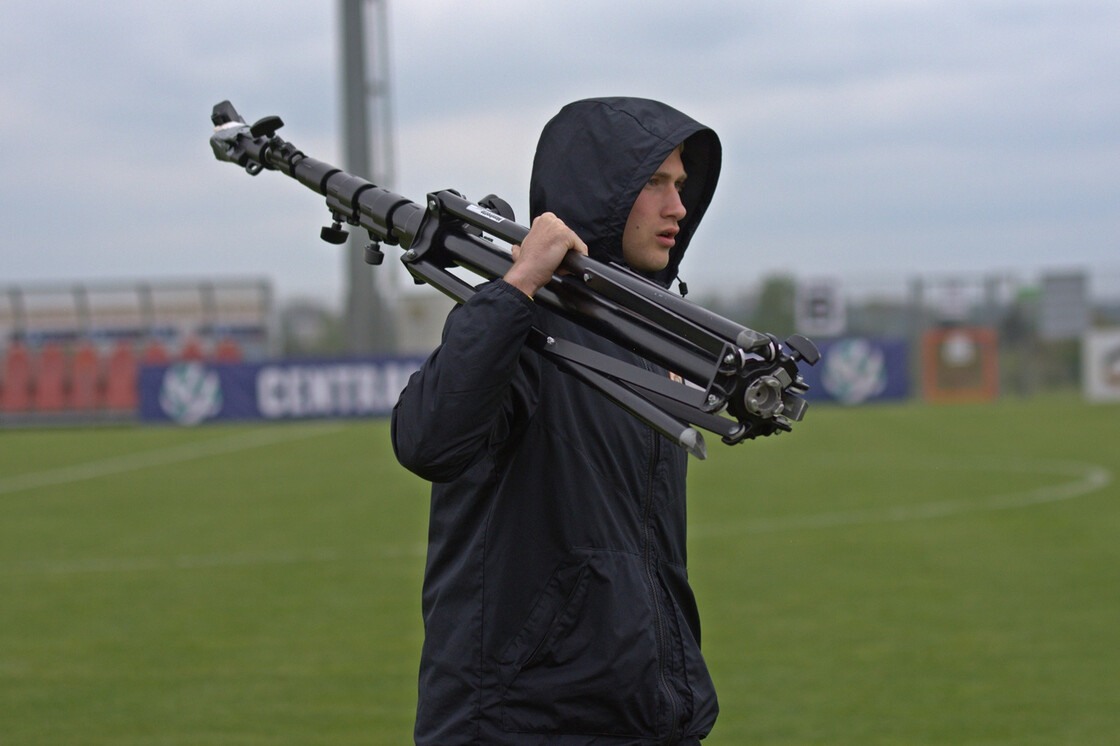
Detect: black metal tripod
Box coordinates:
(209, 101, 819, 458)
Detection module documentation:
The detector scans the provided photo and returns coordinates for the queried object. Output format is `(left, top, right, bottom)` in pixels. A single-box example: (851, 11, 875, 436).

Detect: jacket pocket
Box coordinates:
(497, 551, 664, 737)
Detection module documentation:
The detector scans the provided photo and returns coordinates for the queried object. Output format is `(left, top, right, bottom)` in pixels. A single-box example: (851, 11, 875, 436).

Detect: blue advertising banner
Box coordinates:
(797, 337, 910, 404)
(138, 356, 426, 425)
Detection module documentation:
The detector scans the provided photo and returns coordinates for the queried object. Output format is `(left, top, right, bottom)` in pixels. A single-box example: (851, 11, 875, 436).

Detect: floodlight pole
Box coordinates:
(340, 0, 398, 353)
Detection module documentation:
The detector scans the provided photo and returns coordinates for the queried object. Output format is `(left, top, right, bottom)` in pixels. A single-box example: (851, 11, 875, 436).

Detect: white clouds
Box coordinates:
(0, 0, 1117, 303)
(393, 105, 553, 219)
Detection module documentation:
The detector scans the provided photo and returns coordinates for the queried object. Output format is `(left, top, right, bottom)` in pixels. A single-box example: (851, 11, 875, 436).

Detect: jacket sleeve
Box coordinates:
(391, 279, 538, 483)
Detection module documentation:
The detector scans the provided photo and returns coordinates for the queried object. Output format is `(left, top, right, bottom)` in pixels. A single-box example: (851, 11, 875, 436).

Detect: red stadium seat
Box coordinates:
(104, 341, 138, 411)
(33, 343, 67, 412)
(213, 337, 243, 362)
(178, 336, 205, 361)
(141, 340, 169, 365)
(69, 342, 102, 410)
(1, 342, 33, 413)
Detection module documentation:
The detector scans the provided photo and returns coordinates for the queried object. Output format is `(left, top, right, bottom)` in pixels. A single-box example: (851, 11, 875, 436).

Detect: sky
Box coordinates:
(1, 0, 1118, 307)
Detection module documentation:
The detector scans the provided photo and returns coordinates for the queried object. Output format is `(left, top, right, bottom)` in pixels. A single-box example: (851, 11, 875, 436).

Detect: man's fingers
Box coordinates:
(504, 212, 588, 297)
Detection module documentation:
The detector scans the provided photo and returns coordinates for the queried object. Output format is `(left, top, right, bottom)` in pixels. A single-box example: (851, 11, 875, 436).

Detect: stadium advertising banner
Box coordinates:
(1082, 329, 1120, 403)
(921, 326, 1000, 403)
(795, 279, 846, 338)
(138, 357, 425, 425)
(796, 337, 909, 405)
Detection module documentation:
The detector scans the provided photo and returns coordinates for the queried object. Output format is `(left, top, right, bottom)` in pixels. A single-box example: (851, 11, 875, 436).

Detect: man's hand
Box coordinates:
(503, 212, 588, 298)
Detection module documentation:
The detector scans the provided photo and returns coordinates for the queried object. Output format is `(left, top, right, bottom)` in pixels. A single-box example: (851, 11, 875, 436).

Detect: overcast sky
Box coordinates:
(1, 0, 1117, 305)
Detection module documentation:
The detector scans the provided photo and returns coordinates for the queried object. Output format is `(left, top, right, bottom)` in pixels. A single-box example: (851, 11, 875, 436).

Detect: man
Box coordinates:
(392, 97, 722, 745)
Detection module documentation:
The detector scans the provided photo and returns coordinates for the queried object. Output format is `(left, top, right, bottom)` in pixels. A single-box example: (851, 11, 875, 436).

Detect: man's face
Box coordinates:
(622, 146, 688, 274)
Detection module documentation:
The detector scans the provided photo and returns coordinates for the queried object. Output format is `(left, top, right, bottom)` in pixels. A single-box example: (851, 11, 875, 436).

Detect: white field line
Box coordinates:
(0, 423, 344, 496)
(1, 422, 431, 577)
(2, 543, 428, 577)
(690, 455, 1114, 539)
(5, 447, 1111, 575)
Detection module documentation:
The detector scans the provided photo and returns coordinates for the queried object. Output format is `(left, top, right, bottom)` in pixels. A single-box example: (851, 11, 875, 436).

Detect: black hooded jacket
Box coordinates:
(392, 98, 722, 745)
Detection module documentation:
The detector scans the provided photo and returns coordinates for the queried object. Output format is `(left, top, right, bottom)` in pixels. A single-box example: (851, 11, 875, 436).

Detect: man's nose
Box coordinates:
(664, 190, 686, 220)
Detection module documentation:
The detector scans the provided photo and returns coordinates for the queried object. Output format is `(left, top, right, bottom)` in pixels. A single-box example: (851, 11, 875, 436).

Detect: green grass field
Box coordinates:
(1, 395, 1117, 745)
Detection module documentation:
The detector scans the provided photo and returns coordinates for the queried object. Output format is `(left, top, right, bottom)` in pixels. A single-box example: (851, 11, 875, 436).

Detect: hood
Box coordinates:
(529, 97, 721, 288)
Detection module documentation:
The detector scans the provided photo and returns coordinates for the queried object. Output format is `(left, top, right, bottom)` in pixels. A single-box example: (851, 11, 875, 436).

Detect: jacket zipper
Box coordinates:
(642, 430, 681, 745)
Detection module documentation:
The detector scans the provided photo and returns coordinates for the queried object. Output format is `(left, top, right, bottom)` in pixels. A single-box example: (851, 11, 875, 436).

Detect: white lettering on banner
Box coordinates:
(256, 361, 420, 418)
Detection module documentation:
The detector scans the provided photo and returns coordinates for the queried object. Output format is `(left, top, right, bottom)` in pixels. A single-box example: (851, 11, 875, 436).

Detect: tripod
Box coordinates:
(209, 101, 819, 458)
